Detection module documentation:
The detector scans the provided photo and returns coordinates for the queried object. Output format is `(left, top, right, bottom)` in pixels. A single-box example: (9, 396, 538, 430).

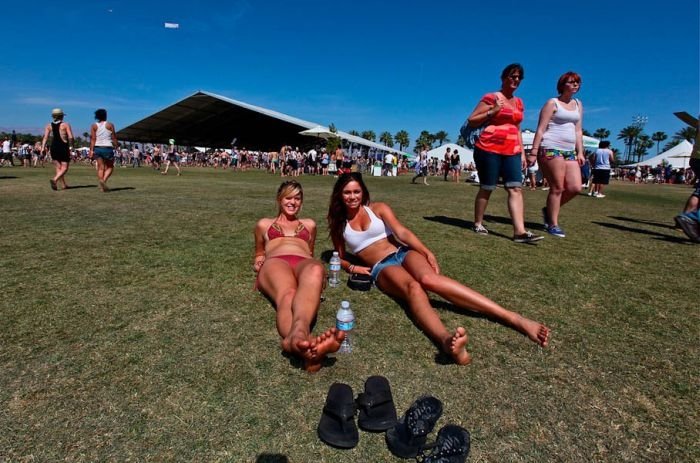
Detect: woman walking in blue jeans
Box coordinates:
(465, 63, 542, 243)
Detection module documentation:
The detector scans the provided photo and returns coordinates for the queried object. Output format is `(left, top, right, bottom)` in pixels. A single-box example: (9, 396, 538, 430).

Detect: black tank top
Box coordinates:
(51, 122, 68, 150)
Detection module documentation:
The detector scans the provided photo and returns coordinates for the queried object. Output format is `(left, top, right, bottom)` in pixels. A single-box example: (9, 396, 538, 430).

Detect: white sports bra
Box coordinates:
(343, 206, 393, 253)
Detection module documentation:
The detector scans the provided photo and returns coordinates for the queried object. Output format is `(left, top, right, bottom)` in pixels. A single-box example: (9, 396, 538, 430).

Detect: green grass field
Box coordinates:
(1, 165, 697, 462)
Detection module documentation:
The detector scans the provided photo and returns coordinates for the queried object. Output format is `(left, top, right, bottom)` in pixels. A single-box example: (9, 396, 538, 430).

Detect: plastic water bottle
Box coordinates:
(336, 300, 355, 353)
(329, 251, 341, 288)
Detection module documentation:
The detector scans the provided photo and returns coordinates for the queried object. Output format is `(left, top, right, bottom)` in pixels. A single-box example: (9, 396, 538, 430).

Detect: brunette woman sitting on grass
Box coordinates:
(254, 180, 345, 372)
(327, 173, 550, 365)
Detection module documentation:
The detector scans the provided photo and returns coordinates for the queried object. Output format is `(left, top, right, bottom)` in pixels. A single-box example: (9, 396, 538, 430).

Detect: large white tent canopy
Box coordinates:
(521, 130, 601, 149)
(427, 143, 474, 165)
(117, 90, 406, 156)
(622, 140, 694, 169)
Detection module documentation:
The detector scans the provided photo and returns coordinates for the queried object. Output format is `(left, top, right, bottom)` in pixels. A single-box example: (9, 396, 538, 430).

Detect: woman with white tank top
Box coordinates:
(528, 72, 585, 238)
(89, 108, 118, 192)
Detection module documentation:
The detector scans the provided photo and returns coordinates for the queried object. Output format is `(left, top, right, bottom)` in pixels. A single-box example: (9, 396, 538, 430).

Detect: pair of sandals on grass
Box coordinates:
(318, 375, 471, 462)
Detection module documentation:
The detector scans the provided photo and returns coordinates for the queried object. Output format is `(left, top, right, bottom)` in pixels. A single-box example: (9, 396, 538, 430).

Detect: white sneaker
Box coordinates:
(596, 194, 606, 198)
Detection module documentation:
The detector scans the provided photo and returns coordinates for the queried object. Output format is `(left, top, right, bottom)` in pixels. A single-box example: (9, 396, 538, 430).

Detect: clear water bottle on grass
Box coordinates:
(336, 300, 355, 353)
(328, 251, 341, 287)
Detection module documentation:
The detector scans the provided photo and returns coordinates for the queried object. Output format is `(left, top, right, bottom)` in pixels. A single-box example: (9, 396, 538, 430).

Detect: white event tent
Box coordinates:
(520, 130, 601, 149)
(622, 140, 693, 169)
(426, 143, 474, 165)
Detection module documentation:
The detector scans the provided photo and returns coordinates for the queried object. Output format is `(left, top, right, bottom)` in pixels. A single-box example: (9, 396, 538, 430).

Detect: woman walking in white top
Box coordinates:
(89, 108, 118, 192)
(528, 72, 584, 238)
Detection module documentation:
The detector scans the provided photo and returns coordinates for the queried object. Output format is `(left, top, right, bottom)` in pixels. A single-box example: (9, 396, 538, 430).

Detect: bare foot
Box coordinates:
(305, 327, 345, 372)
(516, 315, 550, 347)
(285, 331, 316, 366)
(445, 327, 471, 365)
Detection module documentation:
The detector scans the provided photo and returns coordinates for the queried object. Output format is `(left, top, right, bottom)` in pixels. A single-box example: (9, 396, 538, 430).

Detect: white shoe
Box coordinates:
(596, 194, 606, 198)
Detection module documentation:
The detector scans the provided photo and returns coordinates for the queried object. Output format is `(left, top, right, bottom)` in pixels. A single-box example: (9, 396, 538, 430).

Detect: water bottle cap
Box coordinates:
(341, 300, 350, 309)
(332, 251, 339, 257)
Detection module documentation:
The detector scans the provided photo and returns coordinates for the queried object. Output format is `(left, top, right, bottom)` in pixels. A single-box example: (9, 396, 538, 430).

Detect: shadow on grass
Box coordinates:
(592, 221, 689, 243)
(256, 454, 289, 463)
(0, 175, 18, 179)
(483, 214, 544, 233)
(64, 184, 97, 189)
(106, 186, 136, 192)
(608, 215, 676, 230)
(424, 214, 541, 240)
(424, 215, 471, 229)
(281, 351, 337, 371)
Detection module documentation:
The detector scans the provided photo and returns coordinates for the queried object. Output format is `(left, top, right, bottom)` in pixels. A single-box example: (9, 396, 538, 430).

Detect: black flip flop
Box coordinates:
(386, 395, 443, 459)
(419, 424, 471, 463)
(357, 375, 397, 432)
(317, 382, 358, 449)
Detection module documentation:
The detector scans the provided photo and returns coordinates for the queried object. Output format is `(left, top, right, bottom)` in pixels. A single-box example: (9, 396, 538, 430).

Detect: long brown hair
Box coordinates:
(327, 173, 370, 246)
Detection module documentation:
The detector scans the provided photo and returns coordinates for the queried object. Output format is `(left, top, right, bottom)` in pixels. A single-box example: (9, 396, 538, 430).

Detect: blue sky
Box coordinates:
(4, 0, 698, 155)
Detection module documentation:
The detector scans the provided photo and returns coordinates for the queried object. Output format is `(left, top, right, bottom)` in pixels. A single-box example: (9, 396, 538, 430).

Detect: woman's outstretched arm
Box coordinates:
(371, 202, 440, 274)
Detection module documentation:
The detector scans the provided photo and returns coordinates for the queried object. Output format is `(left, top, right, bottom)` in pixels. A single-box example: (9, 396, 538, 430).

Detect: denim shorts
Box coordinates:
(473, 147, 523, 190)
(691, 158, 700, 197)
(370, 246, 410, 281)
(93, 147, 114, 160)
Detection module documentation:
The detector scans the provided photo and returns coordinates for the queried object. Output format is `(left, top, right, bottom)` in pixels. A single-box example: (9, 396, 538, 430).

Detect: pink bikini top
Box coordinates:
(266, 221, 311, 244)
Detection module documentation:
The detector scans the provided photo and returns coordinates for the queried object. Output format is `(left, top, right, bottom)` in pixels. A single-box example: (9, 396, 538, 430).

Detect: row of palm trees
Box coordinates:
(345, 124, 695, 162)
(615, 125, 696, 164)
(345, 129, 460, 153)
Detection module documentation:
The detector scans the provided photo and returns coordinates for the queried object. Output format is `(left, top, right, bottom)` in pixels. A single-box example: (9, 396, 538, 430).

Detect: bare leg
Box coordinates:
(473, 188, 492, 227)
(54, 161, 70, 189)
(559, 162, 582, 206)
(377, 265, 471, 365)
(683, 195, 699, 215)
(257, 257, 340, 372)
(103, 161, 114, 188)
(403, 251, 550, 347)
(506, 187, 526, 235)
(541, 157, 566, 226)
(96, 158, 106, 191)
